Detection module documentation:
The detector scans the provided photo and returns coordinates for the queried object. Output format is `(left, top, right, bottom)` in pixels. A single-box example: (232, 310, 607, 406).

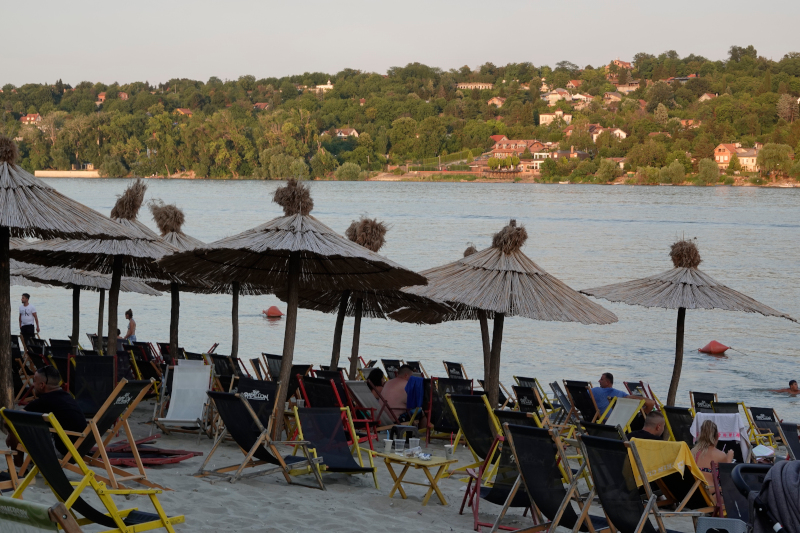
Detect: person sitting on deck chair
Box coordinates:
(382, 365, 426, 427)
(5, 366, 87, 465)
(691, 419, 734, 501)
(627, 411, 666, 440)
(591, 372, 655, 415)
(367, 368, 385, 397)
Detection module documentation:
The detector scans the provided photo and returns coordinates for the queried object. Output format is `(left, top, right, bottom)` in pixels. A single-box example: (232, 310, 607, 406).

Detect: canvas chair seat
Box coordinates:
(69, 355, 117, 417)
(663, 406, 695, 445)
(346, 380, 396, 427)
(154, 362, 212, 435)
(777, 422, 800, 460)
(565, 380, 600, 423)
(600, 397, 645, 432)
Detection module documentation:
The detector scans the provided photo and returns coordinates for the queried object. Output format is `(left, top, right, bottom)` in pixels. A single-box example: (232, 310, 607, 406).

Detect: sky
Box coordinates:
(4, 0, 799, 87)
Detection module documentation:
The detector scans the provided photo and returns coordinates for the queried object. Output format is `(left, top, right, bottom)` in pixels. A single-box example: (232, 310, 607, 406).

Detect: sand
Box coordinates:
(2, 402, 703, 533)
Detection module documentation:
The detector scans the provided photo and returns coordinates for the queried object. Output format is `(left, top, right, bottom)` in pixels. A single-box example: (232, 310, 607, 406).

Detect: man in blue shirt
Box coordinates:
(591, 372, 655, 414)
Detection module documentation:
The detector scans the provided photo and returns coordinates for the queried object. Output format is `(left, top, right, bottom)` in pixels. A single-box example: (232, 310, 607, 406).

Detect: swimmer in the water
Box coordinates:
(770, 380, 799, 394)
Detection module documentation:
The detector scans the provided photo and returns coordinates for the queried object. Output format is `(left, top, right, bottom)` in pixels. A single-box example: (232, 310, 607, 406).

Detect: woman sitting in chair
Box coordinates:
(691, 419, 734, 501)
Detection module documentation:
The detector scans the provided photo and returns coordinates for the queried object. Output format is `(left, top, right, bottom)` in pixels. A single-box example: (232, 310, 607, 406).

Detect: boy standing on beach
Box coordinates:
(19, 293, 40, 340)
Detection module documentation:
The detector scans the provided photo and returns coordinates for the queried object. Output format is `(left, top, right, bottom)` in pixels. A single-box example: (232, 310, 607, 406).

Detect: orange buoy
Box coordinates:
(698, 340, 729, 355)
(264, 306, 284, 318)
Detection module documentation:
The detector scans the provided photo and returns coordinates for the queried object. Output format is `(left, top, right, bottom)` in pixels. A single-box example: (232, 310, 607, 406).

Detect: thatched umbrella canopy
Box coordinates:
(158, 179, 426, 435)
(275, 217, 452, 379)
(581, 239, 796, 406)
(11, 179, 178, 352)
(401, 219, 619, 408)
(0, 136, 134, 408)
(147, 200, 271, 359)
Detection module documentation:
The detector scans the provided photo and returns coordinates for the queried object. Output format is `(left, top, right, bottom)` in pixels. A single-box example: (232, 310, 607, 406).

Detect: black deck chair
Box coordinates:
(578, 435, 697, 533)
(713, 401, 741, 414)
(747, 407, 780, 445)
(512, 385, 539, 414)
(285, 364, 312, 402)
(295, 407, 378, 488)
(250, 357, 267, 380)
(381, 358, 402, 379)
(298, 376, 340, 408)
(713, 462, 762, 522)
(777, 422, 800, 460)
(25, 344, 50, 370)
(196, 384, 324, 487)
(115, 350, 136, 382)
(657, 467, 715, 513)
(663, 406, 695, 446)
(48, 339, 73, 358)
(492, 424, 609, 533)
(48, 354, 74, 392)
(564, 380, 600, 423)
(69, 355, 116, 417)
(581, 421, 625, 440)
(429, 378, 472, 438)
(262, 352, 283, 380)
(478, 379, 513, 409)
(318, 365, 346, 374)
(130, 343, 162, 383)
(690, 391, 717, 414)
(2, 409, 184, 532)
(182, 351, 203, 361)
(494, 409, 540, 430)
(210, 353, 235, 377)
(404, 360, 426, 377)
(443, 360, 466, 379)
(447, 394, 500, 473)
(314, 370, 348, 403)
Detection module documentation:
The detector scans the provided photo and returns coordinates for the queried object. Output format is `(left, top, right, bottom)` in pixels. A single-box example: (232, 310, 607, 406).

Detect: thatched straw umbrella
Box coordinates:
(11, 179, 178, 353)
(401, 219, 619, 408)
(581, 239, 796, 406)
(0, 136, 135, 407)
(158, 179, 426, 435)
(275, 217, 452, 379)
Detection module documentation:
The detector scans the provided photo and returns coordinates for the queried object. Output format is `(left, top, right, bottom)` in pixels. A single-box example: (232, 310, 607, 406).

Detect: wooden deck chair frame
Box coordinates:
(442, 360, 468, 380)
(597, 397, 646, 433)
(249, 358, 267, 380)
(549, 381, 582, 428)
(0, 498, 84, 533)
(563, 380, 600, 424)
(346, 380, 398, 430)
(489, 425, 604, 533)
(624, 380, 664, 410)
(477, 379, 513, 410)
(776, 422, 799, 460)
(195, 393, 324, 487)
(403, 360, 428, 378)
(742, 405, 779, 447)
(13, 354, 35, 404)
(0, 449, 20, 491)
(689, 391, 718, 414)
(291, 406, 379, 489)
(2, 409, 184, 533)
(516, 376, 562, 421)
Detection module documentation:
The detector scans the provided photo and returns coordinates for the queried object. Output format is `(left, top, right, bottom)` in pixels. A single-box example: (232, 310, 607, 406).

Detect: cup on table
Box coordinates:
(408, 438, 420, 449)
(284, 402, 290, 411)
(394, 439, 405, 455)
(444, 444, 455, 460)
(384, 439, 393, 453)
(297, 399, 305, 408)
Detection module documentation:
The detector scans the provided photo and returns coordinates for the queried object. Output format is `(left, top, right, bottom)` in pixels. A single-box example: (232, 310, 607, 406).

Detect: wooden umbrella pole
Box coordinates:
(0, 227, 12, 409)
(486, 313, 505, 411)
(329, 290, 350, 369)
(478, 310, 491, 380)
(348, 297, 363, 380)
(170, 282, 180, 362)
(97, 289, 105, 342)
(231, 281, 240, 358)
(71, 287, 80, 351)
(667, 307, 686, 407)
(107, 256, 123, 355)
(274, 252, 300, 439)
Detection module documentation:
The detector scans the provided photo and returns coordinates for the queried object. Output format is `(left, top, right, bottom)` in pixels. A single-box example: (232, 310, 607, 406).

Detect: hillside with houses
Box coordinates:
(2, 46, 800, 183)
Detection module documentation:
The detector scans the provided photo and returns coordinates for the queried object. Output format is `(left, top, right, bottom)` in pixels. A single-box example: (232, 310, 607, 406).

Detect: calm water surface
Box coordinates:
(26, 179, 800, 418)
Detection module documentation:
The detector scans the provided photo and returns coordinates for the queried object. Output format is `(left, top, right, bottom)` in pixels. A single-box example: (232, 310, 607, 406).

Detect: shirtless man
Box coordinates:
(770, 380, 799, 394)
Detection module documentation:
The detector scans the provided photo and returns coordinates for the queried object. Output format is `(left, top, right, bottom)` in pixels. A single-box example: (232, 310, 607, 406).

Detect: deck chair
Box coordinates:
(493, 409, 541, 430)
(712, 401, 741, 415)
(2, 409, 184, 533)
(446, 394, 501, 476)
(443, 360, 467, 379)
(491, 424, 609, 533)
(69, 355, 116, 417)
(196, 385, 324, 487)
(428, 378, 472, 438)
(262, 352, 282, 380)
(578, 435, 705, 533)
(777, 422, 800, 460)
(712, 462, 760, 523)
(153, 361, 212, 436)
(478, 379, 513, 409)
(346, 380, 397, 428)
(381, 358, 402, 379)
(599, 397, 646, 432)
(656, 463, 715, 513)
(513, 385, 541, 414)
(299, 376, 376, 448)
(690, 391, 717, 414)
(624, 381, 663, 409)
(404, 360, 427, 377)
(745, 407, 780, 446)
(249, 358, 267, 380)
(0, 498, 84, 532)
(294, 406, 378, 488)
(564, 380, 600, 423)
(48, 338, 73, 358)
(314, 370, 348, 402)
(516, 377, 561, 420)
(663, 406, 695, 445)
(581, 421, 625, 440)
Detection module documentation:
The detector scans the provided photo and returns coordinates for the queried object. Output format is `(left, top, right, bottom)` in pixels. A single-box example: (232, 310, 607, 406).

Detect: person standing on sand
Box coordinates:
(19, 293, 40, 341)
(124, 309, 136, 343)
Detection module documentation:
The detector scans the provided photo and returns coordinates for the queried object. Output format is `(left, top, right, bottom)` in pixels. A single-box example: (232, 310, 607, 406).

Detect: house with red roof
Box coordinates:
(487, 96, 506, 108)
(699, 93, 717, 102)
(175, 108, 193, 117)
(253, 103, 270, 110)
(714, 143, 760, 171)
(20, 113, 41, 125)
(566, 80, 583, 89)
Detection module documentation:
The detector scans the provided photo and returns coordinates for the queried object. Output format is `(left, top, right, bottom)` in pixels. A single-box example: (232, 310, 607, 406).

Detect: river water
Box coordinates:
(22, 179, 800, 418)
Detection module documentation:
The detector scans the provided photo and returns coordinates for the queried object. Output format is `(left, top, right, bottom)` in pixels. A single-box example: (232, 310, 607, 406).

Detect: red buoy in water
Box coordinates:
(264, 306, 284, 318)
(698, 340, 729, 354)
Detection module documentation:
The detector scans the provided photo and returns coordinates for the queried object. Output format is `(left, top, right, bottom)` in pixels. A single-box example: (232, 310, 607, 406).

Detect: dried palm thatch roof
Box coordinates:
(149, 200, 204, 251)
(402, 219, 618, 325)
(10, 180, 179, 279)
(157, 179, 426, 291)
(15, 264, 162, 296)
(581, 239, 796, 321)
(0, 136, 135, 240)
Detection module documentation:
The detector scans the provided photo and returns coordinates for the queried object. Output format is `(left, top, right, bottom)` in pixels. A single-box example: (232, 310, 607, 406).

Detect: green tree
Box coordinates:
(727, 153, 741, 174)
(487, 157, 500, 170)
(268, 153, 295, 179)
(756, 143, 793, 176)
(696, 158, 719, 185)
(595, 158, 619, 182)
(654, 103, 669, 125)
(646, 81, 674, 112)
(289, 158, 309, 180)
(777, 94, 799, 122)
(99, 155, 127, 177)
(334, 161, 361, 180)
(660, 159, 685, 184)
(310, 149, 337, 178)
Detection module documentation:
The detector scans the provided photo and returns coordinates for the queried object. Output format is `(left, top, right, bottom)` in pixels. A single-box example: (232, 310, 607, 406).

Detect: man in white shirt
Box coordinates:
(19, 293, 40, 341)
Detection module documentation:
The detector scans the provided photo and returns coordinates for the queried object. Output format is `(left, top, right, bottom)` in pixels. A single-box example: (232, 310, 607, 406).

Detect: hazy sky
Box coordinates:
(4, 0, 799, 86)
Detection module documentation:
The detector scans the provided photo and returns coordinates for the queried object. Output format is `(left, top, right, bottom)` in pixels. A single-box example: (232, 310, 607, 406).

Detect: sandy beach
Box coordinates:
(0, 399, 715, 533)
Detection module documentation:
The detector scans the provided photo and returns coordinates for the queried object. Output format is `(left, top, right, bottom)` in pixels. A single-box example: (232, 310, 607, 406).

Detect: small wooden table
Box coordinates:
(372, 451, 457, 506)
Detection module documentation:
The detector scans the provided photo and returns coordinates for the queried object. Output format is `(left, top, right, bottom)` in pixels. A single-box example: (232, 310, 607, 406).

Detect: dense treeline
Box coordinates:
(1, 45, 800, 180)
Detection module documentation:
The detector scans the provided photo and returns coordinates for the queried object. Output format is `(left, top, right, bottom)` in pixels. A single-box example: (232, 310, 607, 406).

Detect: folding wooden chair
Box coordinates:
(690, 391, 718, 414)
(153, 361, 212, 436)
(598, 397, 646, 433)
(442, 360, 467, 379)
(624, 380, 664, 410)
(427, 378, 472, 443)
(712, 401, 742, 415)
(445, 394, 502, 477)
(663, 405, 695, 445)
(404, 360, 428, 378)
(744, 406, 780, 447)
(2, 409, 185, 533)
(515, 376, 560, 419)
(249, 357, 267, 380)
(196, 384, 324, 487)
(777, 422, 800, 460)
(478, 379, 513, 409)
(0, 449, 20, 492)
(381, 358, 403, 379)
(563, 380, 600, 423)
(68, 355, 117, 417)
(298, 376, 377, 449)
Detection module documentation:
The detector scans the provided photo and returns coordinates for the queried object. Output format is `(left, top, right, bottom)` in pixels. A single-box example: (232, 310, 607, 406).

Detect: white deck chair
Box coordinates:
(154, 361, 212, 436)
(601, 397, 645, 432)
(345, 380, 396, 428)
